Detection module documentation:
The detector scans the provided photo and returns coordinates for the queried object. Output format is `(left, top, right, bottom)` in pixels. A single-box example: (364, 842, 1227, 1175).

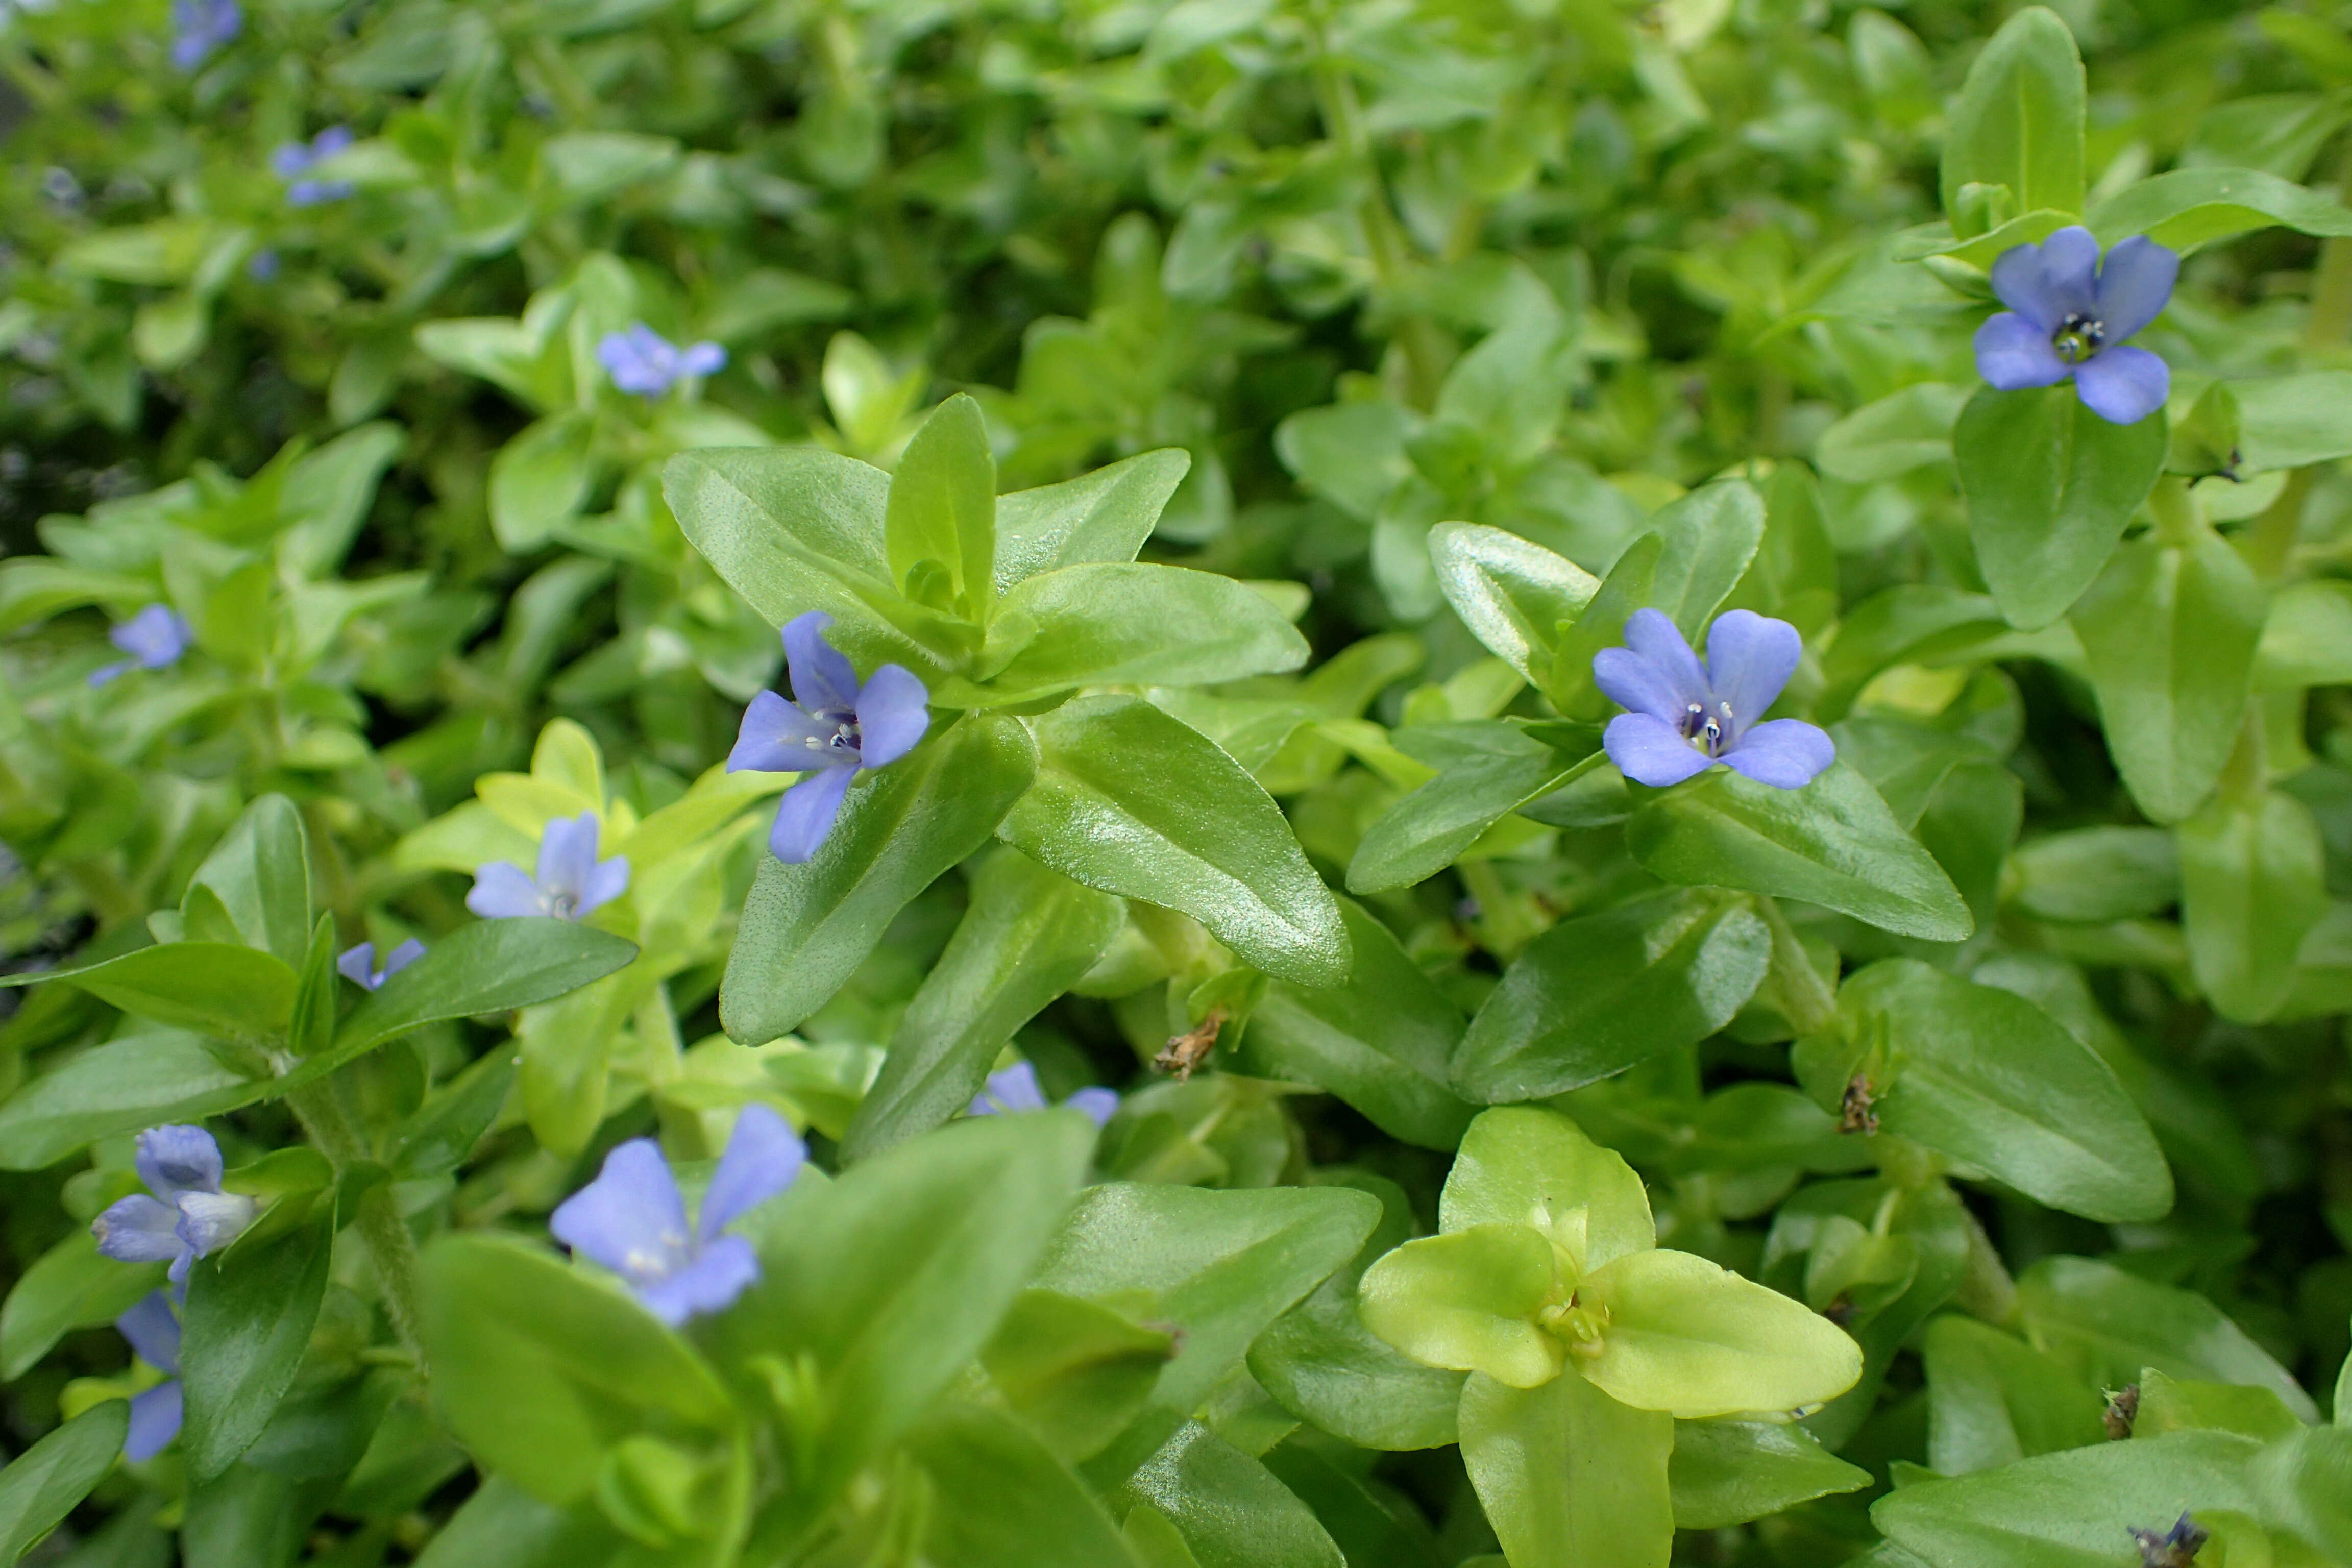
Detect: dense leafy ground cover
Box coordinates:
(0, 0, 2350, 1563)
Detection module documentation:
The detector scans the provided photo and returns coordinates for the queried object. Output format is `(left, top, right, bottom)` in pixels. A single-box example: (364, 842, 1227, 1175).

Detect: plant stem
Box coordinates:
(286, 1081, 427, 1371)
(1755, 895, 1836, 1037)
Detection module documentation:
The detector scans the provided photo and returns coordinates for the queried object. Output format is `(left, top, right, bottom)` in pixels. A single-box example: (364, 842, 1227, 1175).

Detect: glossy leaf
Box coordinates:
(2177, 785, 2329, 1024)
(1579, 1249, 1864, 1418)
(994, 448, 1191, 589)
(1459, 1369, 1675, 1568)
(184, 794, 314, 966)
(1668, 1418, 1869, 1529)
(906, 1403, 1138, 1568)
(1428, 523, 1599, 685)
(180, 1205, 336, 1480)
(0, 1031, 255, 1170)
(885, 393, 996, 616)
(2016, 1255, 2317, 1421)
(1939, 6, 2085, 225)
(1113, 1422, 1342, 1568)
(1441, 1107, 1654, 1271)
(0, 1402, 131, 1567)
(1358, 1226, 1566, 1389)
(0, 1232, 166, 1380)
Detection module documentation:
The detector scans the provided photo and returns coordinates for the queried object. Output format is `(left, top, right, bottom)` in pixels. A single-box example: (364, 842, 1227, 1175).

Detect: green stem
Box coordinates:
(286, 1082, 427, 1370)
(2146, 474, 2201, 550)
(1755, 895, 1836, 1037)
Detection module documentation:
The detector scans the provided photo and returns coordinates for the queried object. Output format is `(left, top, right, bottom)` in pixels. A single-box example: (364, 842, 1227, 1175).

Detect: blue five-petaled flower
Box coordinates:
(338, 939, 424, 991)
(1973, 225, 2178, 426)
(967, 1061, 1119, 1128)
(272, 128, 356, 207)
(92, 1126, 257, 1286)
(170, 0, 240, 71)
(1595, 609, 1834, 790)
(551, 1105, 804, 1327)
(90, 603, 193, 688)
(115, 1292, 184, 1462)
(467, 812, 629, 921)
(597, 324, 726, 398)
(727, 612, 930, 864)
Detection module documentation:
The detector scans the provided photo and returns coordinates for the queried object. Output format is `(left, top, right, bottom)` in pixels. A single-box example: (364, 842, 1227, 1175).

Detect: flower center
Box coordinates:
(2052, 311, 2105, 364)
(1539, 1293, 1613, 1357)
(802, 707, 862, 762)
(1679, 700, 1734, 756)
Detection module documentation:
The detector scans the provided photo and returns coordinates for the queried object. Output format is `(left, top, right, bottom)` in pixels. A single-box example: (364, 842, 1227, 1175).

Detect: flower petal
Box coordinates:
(125, 1382, 184, 1462)
(1604, 713, 1716, 788)
(551, 1139, 691, 1286)
(1972, 313, 2069, 391)
(972, 1062, 1049, 1115)
(1594, 646, 1696, 726)
(635, 1235, 760, 1327)
(726, 691, 827, 775)
(578, 856, 630, 916)
(782, 612, 859, 717)
(768, 766, 854, 865)
(117, 1293, 181, 1374)
(679, 342, 727, 377)
(1622, 607, 1710, 701)
(697, 1105, 805, 1245)
(1704, 609, 1803, 733)
(136, 1125, 223, 1199)
(113, 605, 190, 668)
(1064, 1087, 1121, 1128)
(536, 813, 601, 906)
(466, 861, 548, 920)
(1723, 719, 1836, 789)
(853, 665, 930, 769)
(88, 659, 134, 688)
(381, 938, 426, 979)
(337, 943, 378, 988)
(93, 1196, 185, 1264)
(174, 1191, 259, 1258)
(2094, 235, 2178, 342)
(2035, 226, 2102, 320)
(2073, 344, 2169, 426)
(1989, 241, 2063, 330)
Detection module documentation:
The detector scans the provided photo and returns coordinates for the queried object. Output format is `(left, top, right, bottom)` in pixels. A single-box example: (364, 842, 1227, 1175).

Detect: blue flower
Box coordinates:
(92, 1126, 257, 1286)
(89, 603, 192, 687)
(597, 324, 726, 398)
(170, 0, 239, 71)
(550, 1105, 804, 1327)
(247, 249, 280, 282)
(967, 1061, 1119, 1128)
(726, 612, 930, 864)
(1974, 225, 2177, 426)
(1594, 608, 1834, 790)
(467, 811, 629, 921)
(271, 128, 355, 208)
(2130, 1513, 2208, 1568)
(114, 1292, 184, 1462)
(338, 938, 424, 990)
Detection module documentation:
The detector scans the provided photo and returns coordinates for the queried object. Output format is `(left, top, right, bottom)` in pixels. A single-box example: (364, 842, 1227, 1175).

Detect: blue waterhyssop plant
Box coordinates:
(549, 1105, 804, 1325)
(338, 939, 424, 991)
(727, 611, 930, 862)
(272, 128, 356, 208)
(114, 1293, 183, 1462)
(91, 1126, 255, 1286)
(598, 324, 727, 398)
(89, 604, 191, 687)
(1594, 608, 1834, 788)
(467, 812, 629, 920)
(1973, 225, 2178, 425)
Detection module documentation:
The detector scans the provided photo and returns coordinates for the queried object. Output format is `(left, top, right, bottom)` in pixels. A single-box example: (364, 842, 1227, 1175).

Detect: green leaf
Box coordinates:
(2134, 1367, 2307, 1442)
(846, 848, 1126, 1160)
(906, 1403, 1139, 1568)
(1273, 401, 1413, 523)
(994, 449, 1191, 590)
(1794, 959, 2172, 1223)
(408, 1478, 622, 1568)
(2251, 1426, 2352, 1560)
(997, 696, 1349, 987)
(1441, 1107, 1654, 1273)
(1112, 1421, 1343, 1568)
(953, 564, 1310, 706)
(0, 1401, 131, 1567)
(0, 1031, 254, 1171)
(185, 794, 313, 967)
(1236, 897, 1476, 1152)
(1648, 482, 1767, 642)
(1939, 7, 2086, 227)
(418, 1235, 736, 1505)
(886, 393, 997, 618)
(1580, 1249, 1864, 1418)
(488, 414, 597, 553)
(979, 1290, 1178, 1464)
(1357, 1225, 1565, 1389)
(1921, 1315, 2106, 1476)
(2177, 785, 2329, 1024)
(2256, 578, 2352, 689)
(1953, 385, 2168, 630)
(705, 1112, 1097, 1514)
(16, 943, 299, 1038)
(1668, 1417, 1869, 1528)
(1626, 764, 1973, 942)
(2231, 370, 2352, 474)
(2017, 1255, 2317, 1422)
(0, 1231, 166, 1379)
(1347, 728, 1597, 895)
(2071, 528, 2266, 824)
(180, 1205, 336, 1480)
(1428, 523, 1599, 686)
(1459, 1369, 1675, 1568)
(286, 913, 338, 1060)
(2089, 166, 2352, 254)
(1454, 889, 1770, 1103)
(1036, 1181, 1380, 1415)
(1547, 532, 1664, 717)
(1814, 384, 1970, 484)
(2005, 827, 2179, 923)
(721, 713, 1037, 1045)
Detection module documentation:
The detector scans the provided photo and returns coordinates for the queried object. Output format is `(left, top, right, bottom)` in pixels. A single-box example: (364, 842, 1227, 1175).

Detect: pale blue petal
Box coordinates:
(1704, 610, 1802, 732)
(380, 938, 426, 979)
(2073, 344, 2168, 426)
(679, 342, 727, 377)
(1604, 713, 1715, 788)
(1989, 242, 2062, 331)
(1723, 719, 1836, 789)
(1621, 608, 1710, 708)
(270, 143, 311, 179)
(973, 1062, 1049, 1115)
(578, 856, 630, 916)
(853, 665, 930, 769)
(636, 1235, 760, 1327)
(116, 1292, 180, 1374)
(136, 1125, 223, 1198)
(697, 1104, 805, 1245)
(337, 943, 379, 988)
(174, 1191, 258, 1258)
(94, 1196, 185, 1264)
(536, 813, 601, 906)
(2094, 235, 2178, 341)
(769, 767, 854, 864)
(551, 1139, 691, 1286)
(2036, 226, 2102, 320)
(88, 659, 134, 688)
(112, 605, 190, 668)
(726, 691, 827, 774)
(783, 612, 859, 717)
(1973, 313, 2069, 391)
(125, 1382, 184, 1462)
(1065, 1087, 1121, 1128)
(467, 861, 548, 919)
(312, 126, 354, 158)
